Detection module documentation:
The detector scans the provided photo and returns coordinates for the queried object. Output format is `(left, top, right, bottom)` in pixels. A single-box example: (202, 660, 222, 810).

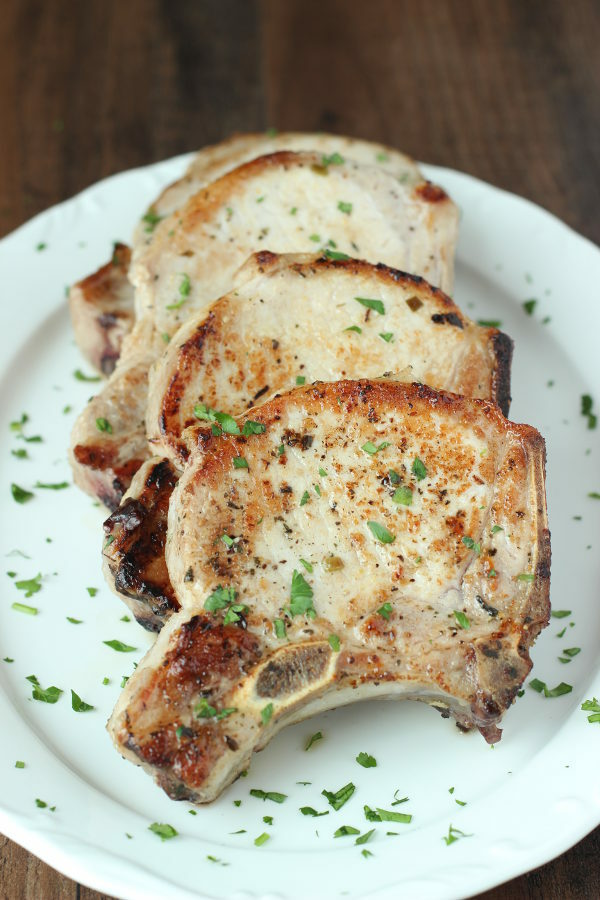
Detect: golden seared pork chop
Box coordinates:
(108, 380, 549, 803)
(103, 252, 511, 630)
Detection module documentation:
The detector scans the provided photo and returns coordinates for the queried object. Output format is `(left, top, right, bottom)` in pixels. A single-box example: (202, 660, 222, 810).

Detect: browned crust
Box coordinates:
(103, 459, 180, 629)
(490, 331, 514, 417)
(178, 151, 452, 233)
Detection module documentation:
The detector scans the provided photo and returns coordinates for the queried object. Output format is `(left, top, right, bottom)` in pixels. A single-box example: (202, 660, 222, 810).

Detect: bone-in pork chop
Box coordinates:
(108, 380, 550, 803)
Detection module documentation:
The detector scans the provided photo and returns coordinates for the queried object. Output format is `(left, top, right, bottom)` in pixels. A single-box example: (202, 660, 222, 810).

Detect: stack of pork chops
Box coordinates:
(68, 133, 550, 804)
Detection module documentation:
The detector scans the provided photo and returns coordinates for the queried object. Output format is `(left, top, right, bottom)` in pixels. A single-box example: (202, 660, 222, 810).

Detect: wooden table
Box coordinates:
(0, 1, 598, 897)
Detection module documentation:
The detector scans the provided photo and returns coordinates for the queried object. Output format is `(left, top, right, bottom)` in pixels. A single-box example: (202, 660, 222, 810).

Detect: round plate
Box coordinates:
(0, 155, 599, 900)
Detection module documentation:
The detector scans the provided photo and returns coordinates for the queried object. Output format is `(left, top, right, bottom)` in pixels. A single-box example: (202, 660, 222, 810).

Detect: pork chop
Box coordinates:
(68, 243, 134, 375)
(105, 252, 511, 630)
(72, 150, 457, 507)
(108, 380, 550, 803)
(147, 250, 512, 464)
(70, 133, 423, 371)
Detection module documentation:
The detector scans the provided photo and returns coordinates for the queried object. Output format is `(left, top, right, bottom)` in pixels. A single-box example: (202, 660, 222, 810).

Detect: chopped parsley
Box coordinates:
(355, 297, 385, 315)
(562, 647, 581, 657)
(254, 832, 270, 846)
(166, 273, 191, 309)
(11, 448, 28, 459)
(356, 752, 376, 768)
(411, 457, 427, 480)
(103, 639, 137, 652)
(27, 675, 62, 704)
(296, 375, 306, 385)
(193, 403, 239, 434)
(322, 782, 355, 811)
(15, 573, 42, 597)
(322, 152, 344, 167)
(300, 806, 329, 817)
(328, 634, 341, 652)
(11, 483, 33, 504)
(367, 521, 395, 544)
(66, 617, 83, 624)
(491, 525, 504, 534)
(337, 201, 353, 214)
(443, 824, 471, 846)
(289, 570, 315, 618)
(86, 587, 98, 597)
(477, 319, 502, 328)
(581, 395, 597, 430)
(12, 602, 37, 615)
(243, 420, 266, 435)
(221, 533, 235, 548)
(142, 210, 164, 232)
(453, 610, 470, 630)
(529, 678, 572, 698)
(361, 441, 390, 455)
(461, 536, 481, 554)
(34, 481, 69, 490)
(15, 761, 25, 769)
(551, 610, 571, 619)
(344, 325, 362, 334)
(318, 467, 327, 477)
(356, 828, 375, 844)
(309, 234, 321, 243)
(299, 558, 313, 573)
(377, 602, 393, 620)
(194, 697, 237, 720)
(95, 417, 112, 434)
(262, 815, 273, 825)
(148, 823, 177, 841)
(250, 789, 287, 803)
(392, 485, 412, 506)
(516, 573, 535, 582)
(74, 368, 101, 382)
(274, 618, 286, 639)
(379, 332, 394, 342)
(300, 490, 311, 506)
(71, 689, 94, 712)
(305, 732, 323, 751)
(334, 825, 360, 837)
(261, 703, 274, 725)
(581, 698, 600, 723)
(523, 299, 537, 315)
(233, 456, 248, 469)
(204, 585, 236, 612)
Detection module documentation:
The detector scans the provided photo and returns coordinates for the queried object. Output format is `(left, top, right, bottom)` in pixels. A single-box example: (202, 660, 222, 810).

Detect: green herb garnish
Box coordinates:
(261, 703, 274, 725)
(361, 441, 390, 455)
(95, 417, 112, 434)
(392, 485, 412, 506)
(71, 689, 94, 712)
(233, 456, 248, 469)
(305, 732, 323, 751)
(355, 297, 385, 316)
(523, 299, 537, 315)
(11, 484, 33, 504)
(34, 481, 69, 490)
(26, 675, 62, 704)
(337, 201, 353, 214)
(74, 369, 101, 382)
(322, 782, 355, 811)
(148, 823, 177, 841)
(328, 634, 340, 652)
(379, 332, 394, 342)
(300, 806, 329, 817)
(453, 610, 470, 630)
(367, 521, 395, 544)
(15, 573, 42, 597)
(334, 825, 360, 837)
(411, 457, 427, 480)
(103, 639, 137, 652)
(254, 832, 270, 846)
(12, 602, 37, 615)
(250, 788, 287, 803)
(356, 752, 377, 768)
(377, 602, 393, 620)
(289, 570, 315, 617)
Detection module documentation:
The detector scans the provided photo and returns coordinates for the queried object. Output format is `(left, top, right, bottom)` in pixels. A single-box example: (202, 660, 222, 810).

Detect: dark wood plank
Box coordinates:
(262, 0, 600, 243)
(1, 0, 599, 898)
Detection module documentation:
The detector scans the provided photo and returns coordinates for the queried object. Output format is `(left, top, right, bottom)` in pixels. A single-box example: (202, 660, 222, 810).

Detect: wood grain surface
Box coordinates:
(0, 0, 598, 897)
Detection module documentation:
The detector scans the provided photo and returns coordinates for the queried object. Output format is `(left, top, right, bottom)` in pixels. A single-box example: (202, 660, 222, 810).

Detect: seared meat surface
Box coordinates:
(148, 250, 511, 464)
(108, 380, 550, 803)
(68, 243, 134, 375)
(109, 252, 510, 630)
(103, 457, 181, 630)
(72, 150, 457, 506)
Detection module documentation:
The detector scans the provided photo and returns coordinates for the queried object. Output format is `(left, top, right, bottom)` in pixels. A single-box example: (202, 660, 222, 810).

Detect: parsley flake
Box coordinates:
(377, 602, 393, 620)
(328, 634, 341, 652)
(367, 521, 395, 544)
(355, 297, 385, 315)
(453, 610, 470, 630)
(379, 332, 394, 342)
(300, 806, 329, 817)
(337, 201, 353, 214)
(148, 823, 177, 841)
(71, 689, 94, 712)
(344, 325, 362, 334)
(15, 572, 42, 597)
(261, 703, 274, 725)
(11, 484, 33, 504)
(361, 441, 390, 455)
(356, 752, 377, 768)
(103, 639, 137, 652)
(95, 417, 112, 434)
(523, 299, 537, 315)
(27, 675, 62, 704)
(305, 731, 323, 751)
(392, 485, 412, 506)
(411, 457, 427, 480)
(335, 825, 360, 837)
(250, 788, 287, 803)
(74, 369, 101, 382)
(322, 782, 355, 811)
(233, 456, 248, 469)
(289, 570, 315, 617)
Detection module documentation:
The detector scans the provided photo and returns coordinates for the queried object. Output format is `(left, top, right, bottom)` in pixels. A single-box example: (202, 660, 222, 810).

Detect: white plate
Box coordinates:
(0, 155, 599, 900)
